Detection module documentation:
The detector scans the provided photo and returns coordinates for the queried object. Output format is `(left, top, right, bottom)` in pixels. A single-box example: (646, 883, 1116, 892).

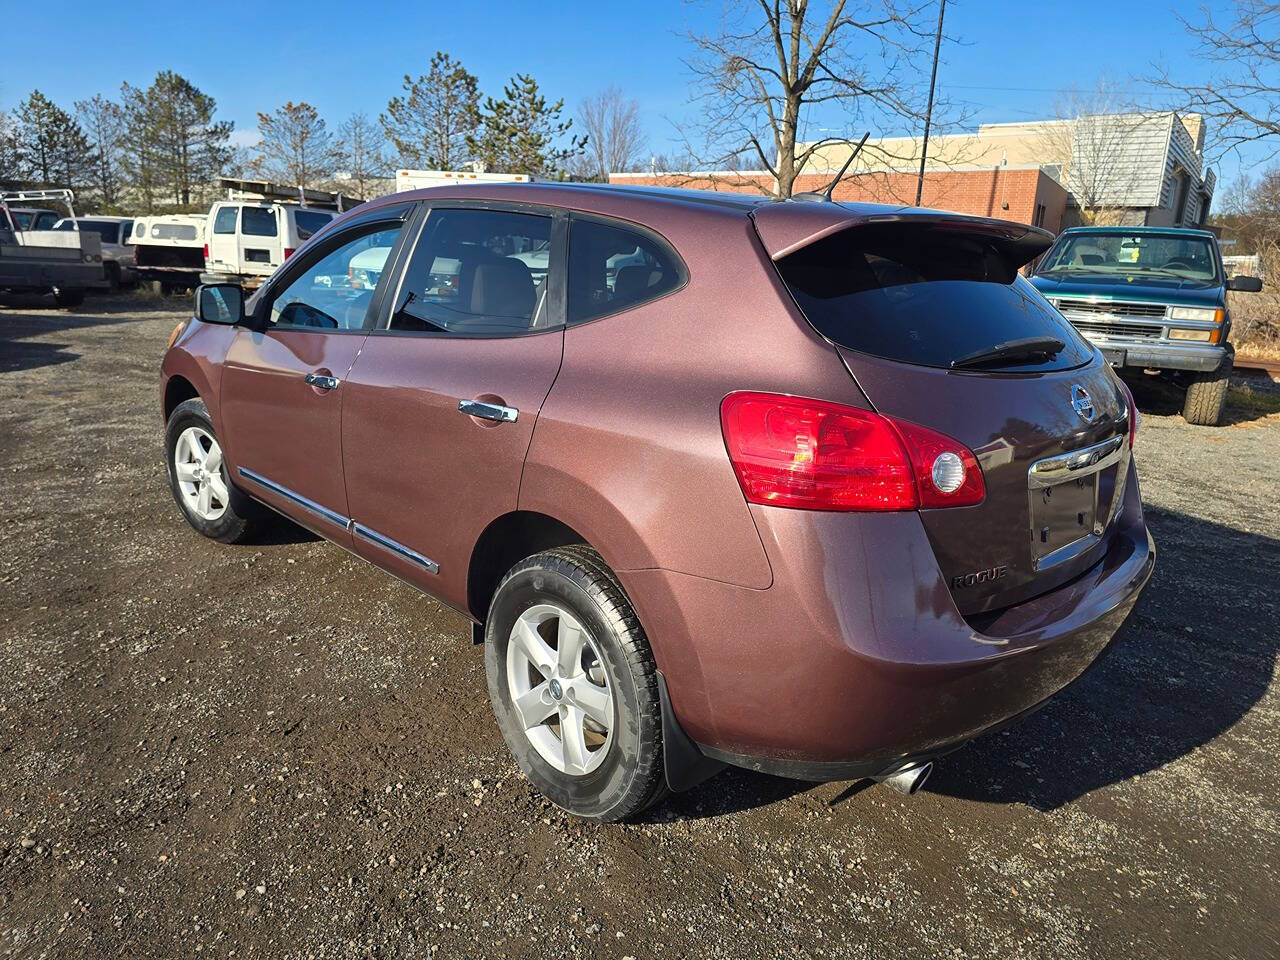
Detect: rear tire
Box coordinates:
(52, 287, 84, 309)
(484, 545, 666, 822)
(164, 398, 261, 543)
(1183, 358, 1231, 426)
(105, 262, 121, 291)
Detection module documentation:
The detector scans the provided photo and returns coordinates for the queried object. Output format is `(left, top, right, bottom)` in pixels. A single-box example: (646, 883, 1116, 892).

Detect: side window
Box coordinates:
(567, 218, 683, 324)
(389, 207, 554, 335)
(294, 210, 333, 240)
(267, 224, 404, 332)
(213, 206, 238, 234)
(34, 211, 58, 230)
(121, 221, 134, 244)
(242, 207, 278, 237)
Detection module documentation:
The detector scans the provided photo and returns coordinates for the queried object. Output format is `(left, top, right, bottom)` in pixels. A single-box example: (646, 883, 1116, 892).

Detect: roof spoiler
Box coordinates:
(751, 202, 1055, 270)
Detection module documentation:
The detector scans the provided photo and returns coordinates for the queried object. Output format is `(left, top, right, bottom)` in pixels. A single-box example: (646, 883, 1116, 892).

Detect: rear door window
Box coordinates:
(567, 218, 684, 323)
(388, 207, 555, 335)
(213, 206, 238, 234)
(242, 207, 278, 237)
(775, 224, 1093, 371)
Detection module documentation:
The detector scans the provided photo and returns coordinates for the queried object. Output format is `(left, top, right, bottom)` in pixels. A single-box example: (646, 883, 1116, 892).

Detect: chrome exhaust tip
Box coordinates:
(874, 762, 933, 796)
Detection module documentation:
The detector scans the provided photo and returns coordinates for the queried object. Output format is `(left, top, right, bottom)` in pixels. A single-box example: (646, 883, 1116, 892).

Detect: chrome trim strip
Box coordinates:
(352, 523, 440, 574)
(1027, 434, 1126, 489)
(237, 467, 350, 528)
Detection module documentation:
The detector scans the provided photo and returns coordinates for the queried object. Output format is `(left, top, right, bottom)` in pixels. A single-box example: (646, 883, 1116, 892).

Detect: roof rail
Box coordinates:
(217, 177, 359, 211)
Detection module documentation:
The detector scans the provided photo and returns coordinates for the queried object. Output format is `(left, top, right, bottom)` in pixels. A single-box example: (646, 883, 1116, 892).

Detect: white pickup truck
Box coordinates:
(0, 190, 106, 307)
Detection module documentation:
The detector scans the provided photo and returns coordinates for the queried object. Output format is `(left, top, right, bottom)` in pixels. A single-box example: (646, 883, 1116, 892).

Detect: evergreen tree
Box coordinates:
(381, 52, 480, 169)
(468, 74, 585, 178)
(0, 110, 20, 182)
(15, 90, 95, 188)
(254, 101, 333, 188)
(122, 71, 232, 211)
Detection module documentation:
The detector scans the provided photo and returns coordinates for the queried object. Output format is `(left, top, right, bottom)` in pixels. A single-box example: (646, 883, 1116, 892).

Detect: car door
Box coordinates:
(218, 205, 415, 542)
(239, 205, 282, 278)
(208, 204, 239, 274)
(340, 203, 566, 611)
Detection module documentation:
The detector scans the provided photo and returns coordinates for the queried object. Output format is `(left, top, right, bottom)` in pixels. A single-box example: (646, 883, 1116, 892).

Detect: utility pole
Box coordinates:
(916, 0, 947, 207)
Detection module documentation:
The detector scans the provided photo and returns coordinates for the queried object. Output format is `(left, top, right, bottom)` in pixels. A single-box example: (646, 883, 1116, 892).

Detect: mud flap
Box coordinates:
(657, 670, 725, 792)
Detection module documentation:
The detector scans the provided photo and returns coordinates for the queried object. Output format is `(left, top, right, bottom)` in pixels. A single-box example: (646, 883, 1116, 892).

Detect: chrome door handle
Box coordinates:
(458, 399, 518, 423)
(305, 373, 340, 391)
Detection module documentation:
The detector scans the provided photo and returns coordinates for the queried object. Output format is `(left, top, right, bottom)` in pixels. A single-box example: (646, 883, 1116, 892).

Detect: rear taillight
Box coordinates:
(203, 244, 209, 259)
(1118, 378, 1140, 448)
(720, 392, 984, 511)
(284, 247, 295, 259)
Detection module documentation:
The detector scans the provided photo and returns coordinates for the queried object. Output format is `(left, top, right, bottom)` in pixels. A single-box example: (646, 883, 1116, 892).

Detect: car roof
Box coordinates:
(1060, 225, 1217, 238)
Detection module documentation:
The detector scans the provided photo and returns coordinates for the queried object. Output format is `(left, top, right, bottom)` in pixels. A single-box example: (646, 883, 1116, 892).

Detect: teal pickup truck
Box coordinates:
(1029, 226, 1263, 426)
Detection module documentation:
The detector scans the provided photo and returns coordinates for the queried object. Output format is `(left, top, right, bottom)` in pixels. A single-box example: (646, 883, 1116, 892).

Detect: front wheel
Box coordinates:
(1183, 358, 1232, 426)
(484, 546, 666, 822)
(164, 398, 261, 543)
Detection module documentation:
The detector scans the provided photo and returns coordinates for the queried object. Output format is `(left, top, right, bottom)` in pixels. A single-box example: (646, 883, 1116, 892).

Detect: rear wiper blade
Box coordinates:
(951, 336, 1066, 370)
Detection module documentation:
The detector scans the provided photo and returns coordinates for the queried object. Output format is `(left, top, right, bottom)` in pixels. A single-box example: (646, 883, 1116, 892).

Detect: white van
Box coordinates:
(201, 202, 338, 287)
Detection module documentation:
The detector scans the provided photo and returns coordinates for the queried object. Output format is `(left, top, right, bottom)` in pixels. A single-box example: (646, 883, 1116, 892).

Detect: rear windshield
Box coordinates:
(776, 225, 1093, 371)
(242, 206, 278, 237)
(56, 220, 121, 243)
(1038, 232, 1220, 284)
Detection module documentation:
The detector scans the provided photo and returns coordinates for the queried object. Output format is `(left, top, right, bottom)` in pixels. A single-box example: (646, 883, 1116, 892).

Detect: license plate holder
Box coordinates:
(1031, 473, 1098, 565)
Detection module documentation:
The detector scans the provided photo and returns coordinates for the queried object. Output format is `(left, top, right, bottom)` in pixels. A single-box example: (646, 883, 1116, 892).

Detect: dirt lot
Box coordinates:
(1, 294, 1278, 960)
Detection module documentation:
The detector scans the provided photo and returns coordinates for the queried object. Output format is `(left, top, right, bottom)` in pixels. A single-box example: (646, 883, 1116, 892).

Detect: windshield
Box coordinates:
(1039, 232, 1219, 283)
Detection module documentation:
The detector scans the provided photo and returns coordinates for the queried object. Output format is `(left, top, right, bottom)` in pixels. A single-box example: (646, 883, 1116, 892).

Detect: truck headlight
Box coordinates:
(1169, 329, 1213, 341)
(1169, 306, 1222, 323)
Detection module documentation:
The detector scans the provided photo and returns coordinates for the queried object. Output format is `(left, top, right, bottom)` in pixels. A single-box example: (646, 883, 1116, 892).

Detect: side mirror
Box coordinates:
(1227, 275, 1263, 293)
(194, 283, 245, 324)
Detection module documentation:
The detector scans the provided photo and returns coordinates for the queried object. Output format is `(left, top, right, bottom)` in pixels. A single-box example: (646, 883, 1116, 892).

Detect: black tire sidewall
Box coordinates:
(164, 398, 251, 542)
(485, 561, 650, 821)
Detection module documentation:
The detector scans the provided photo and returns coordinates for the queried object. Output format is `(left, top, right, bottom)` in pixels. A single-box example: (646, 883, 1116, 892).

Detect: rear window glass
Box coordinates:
(56, 221, 121, 243)
(242, 207, 277, 237)
(776, 225, 1093, 371)
(294, 210, 333, 240)
(213, 207, 238, 234)
(568, 218, 684, 324)
(151, 222, 199, 241)
(11, 211, 34, 229)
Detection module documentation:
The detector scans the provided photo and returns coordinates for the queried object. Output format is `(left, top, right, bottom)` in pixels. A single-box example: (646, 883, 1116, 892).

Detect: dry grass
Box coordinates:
(1229, 242, 1280, 360)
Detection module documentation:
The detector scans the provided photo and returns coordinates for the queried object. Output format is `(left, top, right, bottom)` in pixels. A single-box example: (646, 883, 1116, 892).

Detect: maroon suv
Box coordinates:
(160, 183, 1155, 821)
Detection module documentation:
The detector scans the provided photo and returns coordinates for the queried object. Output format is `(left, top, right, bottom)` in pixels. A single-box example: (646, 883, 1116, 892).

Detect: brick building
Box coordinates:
(610, 111, 1213, 234)
(611, 165, 1069, 233)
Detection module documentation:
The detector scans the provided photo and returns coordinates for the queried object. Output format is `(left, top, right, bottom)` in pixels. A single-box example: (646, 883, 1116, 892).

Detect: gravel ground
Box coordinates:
(2, 294, 1278, 960)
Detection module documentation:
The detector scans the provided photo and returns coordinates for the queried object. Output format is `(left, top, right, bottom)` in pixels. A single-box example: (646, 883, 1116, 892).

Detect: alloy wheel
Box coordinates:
(173, 426, 229, 521)
(505, 603, 614, 776)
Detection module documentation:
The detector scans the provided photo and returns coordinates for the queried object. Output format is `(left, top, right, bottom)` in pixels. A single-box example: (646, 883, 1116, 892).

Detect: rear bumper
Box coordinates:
(1084, 333, 1230, 373)
(621, 464, 1155, 781)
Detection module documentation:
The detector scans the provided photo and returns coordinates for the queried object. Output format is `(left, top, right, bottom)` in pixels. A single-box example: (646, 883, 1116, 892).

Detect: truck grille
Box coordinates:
(1070, 319, 1165, 339)
(1052, 299, 1168, 319)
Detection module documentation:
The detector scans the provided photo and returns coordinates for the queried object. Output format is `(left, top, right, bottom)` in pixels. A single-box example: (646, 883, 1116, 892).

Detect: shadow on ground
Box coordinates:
(0, 299, 161, 374)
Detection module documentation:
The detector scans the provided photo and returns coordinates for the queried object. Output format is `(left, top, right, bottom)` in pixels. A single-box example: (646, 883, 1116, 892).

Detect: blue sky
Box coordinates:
(1, 1, 1263, 186)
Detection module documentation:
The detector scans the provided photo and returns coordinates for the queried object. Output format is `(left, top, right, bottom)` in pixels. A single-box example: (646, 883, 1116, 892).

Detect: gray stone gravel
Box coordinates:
(1, 295, 1277, 959)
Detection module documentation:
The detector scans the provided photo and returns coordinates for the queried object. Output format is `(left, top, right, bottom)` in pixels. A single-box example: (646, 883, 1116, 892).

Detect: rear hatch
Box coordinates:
(755, 205, 1133, 615)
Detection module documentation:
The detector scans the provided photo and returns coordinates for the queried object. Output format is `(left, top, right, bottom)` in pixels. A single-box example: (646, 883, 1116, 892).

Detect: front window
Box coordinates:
(267, 224, 404, 331)
(1038, 232, 1219, 284)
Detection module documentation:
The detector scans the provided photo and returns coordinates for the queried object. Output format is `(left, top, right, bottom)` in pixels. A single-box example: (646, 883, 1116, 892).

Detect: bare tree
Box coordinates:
(1152, 1, 1280, 162)
(685, 0, 945, 198)
(254, 101, 333, 188)
(334, 111, 387, 198)
(381, 52, 480, 169)
(1041, 80, 1149, 224)
(578, 86, 645, 180)
(76, 94, 126, 210)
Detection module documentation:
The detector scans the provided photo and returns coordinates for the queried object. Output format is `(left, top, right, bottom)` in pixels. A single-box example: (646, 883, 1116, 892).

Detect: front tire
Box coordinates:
(52, 287, 84, 309)
(1183, 358, 1232, 426)
(484, 546, 665, 822)
(164, 398, 261, 543)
